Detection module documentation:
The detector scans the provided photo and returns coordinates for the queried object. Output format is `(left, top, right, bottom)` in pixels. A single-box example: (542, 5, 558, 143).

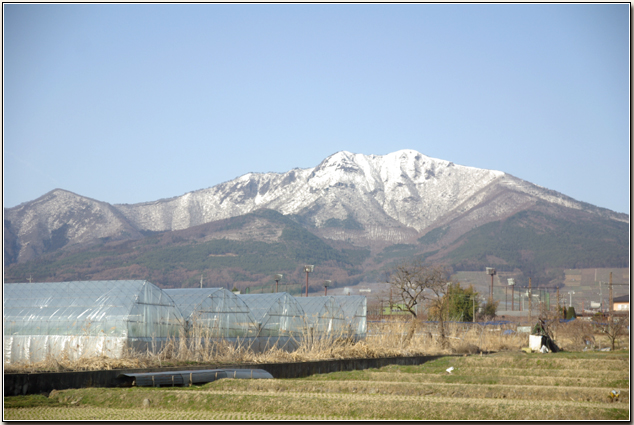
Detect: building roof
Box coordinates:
(613, 294, 629, 303)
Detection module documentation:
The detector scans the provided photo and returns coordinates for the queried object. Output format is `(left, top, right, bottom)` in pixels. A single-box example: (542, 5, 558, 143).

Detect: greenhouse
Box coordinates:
(237, 293, 305, 351)
(164, 288, 258, 339)
(334, 295, 367, 340)
(4, 280, 183, 364)
(296, 296, 347, 337)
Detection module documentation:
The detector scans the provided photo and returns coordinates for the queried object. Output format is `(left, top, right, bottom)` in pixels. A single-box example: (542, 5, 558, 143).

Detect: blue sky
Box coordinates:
(3, 4, 630, 213)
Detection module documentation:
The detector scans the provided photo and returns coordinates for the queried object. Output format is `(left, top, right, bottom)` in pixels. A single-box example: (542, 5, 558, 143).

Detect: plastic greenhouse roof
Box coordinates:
(4, 280, 183, 337)
(238, 293, 304, 323)
(333, 295, 367, 337)
(295, 296, 346, 333)
(164, 288, 252, 320)
(296, 296, 344, 319)
(333, 296, 367, 320)
(164, 288, 258, 337)
(237, 293, 306, 335)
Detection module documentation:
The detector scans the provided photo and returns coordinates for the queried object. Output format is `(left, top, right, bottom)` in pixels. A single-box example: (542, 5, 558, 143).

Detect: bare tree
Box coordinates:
(386, 260, 452, 344)
(594, 315, 629, 351)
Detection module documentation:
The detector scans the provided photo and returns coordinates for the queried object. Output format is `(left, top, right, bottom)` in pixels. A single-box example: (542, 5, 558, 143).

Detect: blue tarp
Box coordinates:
(368, 320, 514, 326)
(424, 320, 513, 326)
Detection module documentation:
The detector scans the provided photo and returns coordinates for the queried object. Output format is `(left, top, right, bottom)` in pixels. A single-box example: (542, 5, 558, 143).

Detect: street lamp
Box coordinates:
(486, 268, 496, 303)
(274, 274, 283, 293)
(508, 278, 515, 311)
(304, 265, 314, 297)
(323, 280, 331, 296)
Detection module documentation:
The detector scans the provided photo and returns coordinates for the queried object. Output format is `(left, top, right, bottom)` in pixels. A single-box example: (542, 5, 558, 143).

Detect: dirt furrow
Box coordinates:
(184, 389, 629, 411)
(2, 406, 327, 421)
(313, 371, 626, 388)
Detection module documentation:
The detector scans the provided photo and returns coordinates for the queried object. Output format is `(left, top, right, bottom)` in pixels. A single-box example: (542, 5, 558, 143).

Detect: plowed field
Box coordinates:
(4, 351, 629, 420)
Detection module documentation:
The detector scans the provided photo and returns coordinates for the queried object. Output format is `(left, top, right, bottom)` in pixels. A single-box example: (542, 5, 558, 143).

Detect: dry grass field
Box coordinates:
(4, 319, 629, 420)
(4, 350, 629, 420)
(8, 317, 626, 374)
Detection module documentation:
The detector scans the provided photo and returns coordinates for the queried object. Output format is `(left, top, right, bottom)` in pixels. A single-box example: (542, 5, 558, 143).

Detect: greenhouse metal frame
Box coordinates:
(164, 288, 258, 339)
(238, 293, 305, 351)
(295, 296, 347, 337)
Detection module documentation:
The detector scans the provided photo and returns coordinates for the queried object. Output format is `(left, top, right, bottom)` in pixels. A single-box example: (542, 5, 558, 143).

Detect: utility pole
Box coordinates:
(568, 291, 575, 311)
(200, 274, 203, 289)
(486, 268, 496, 304)
(609, 271, 613, 320)
(274, 274, 283, 293)
(557, 287, 560, 315)
(304, 265, 314, 297)
(508, 279, 515, 311)
(323, 280, 331, 296)
(599, 281, 603, 313)
(528, 278, 532, 322)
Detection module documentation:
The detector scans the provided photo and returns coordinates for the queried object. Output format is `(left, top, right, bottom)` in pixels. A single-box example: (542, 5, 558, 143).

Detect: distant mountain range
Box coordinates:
(4, 149, 629, 291)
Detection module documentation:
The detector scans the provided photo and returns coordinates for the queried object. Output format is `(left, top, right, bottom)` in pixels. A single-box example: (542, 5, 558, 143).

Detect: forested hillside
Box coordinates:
(4, 205, 629, 293)
(3, 209, 371, 291)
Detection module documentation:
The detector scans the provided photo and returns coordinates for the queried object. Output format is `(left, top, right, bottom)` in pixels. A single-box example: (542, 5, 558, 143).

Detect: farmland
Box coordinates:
(4, 351, 629, 420)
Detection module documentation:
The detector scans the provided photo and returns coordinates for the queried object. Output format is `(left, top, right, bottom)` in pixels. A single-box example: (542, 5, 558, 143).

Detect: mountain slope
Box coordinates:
(444, 206, 630, 275)
(4, 189, 143, 264)
(4, 149, 628, 267)
(3, 209, 371, 291)
(4, 203, 627, 292)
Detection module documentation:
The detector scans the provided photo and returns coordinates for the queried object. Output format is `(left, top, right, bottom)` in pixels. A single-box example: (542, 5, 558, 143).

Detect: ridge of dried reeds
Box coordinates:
(5, 318, 624, 374)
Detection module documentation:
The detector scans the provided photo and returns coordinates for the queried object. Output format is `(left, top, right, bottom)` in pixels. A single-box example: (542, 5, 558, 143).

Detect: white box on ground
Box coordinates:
(529, 335, 544, 351)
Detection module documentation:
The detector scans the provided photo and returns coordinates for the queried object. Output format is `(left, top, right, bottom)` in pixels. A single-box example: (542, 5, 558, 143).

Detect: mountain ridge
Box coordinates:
(4, 149, 628, 269)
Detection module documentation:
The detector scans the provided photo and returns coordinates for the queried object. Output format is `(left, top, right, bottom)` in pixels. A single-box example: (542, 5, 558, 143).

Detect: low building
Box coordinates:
(613, 294, 629, 312)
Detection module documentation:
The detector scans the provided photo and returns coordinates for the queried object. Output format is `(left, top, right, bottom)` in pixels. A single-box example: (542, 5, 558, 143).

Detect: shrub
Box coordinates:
(566, 307, 577, 320)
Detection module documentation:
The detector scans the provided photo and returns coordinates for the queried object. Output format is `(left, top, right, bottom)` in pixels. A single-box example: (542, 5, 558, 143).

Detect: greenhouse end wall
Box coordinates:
(296, 296, 347, 337)
(334, 295, 367, 340)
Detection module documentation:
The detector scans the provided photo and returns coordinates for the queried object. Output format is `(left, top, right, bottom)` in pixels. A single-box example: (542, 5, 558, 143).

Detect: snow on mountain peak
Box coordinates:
(5, 148, 628, 267)
(316, 151, 360, 171)
(104, 148, 609, 235)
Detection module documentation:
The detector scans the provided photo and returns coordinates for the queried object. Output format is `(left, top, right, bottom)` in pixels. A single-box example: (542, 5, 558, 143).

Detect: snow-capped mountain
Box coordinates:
(117, 149, 625, 228)
(4, 189, 143, 264)
(4, 149, 628, 264)
(115, 150, 504, 231)
(112, 149, 626, 243)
